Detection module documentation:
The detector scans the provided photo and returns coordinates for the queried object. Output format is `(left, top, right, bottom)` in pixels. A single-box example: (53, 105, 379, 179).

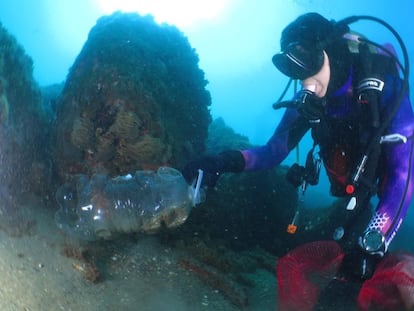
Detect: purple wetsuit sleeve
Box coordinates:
(241, 108, 309, 171)
(365, 81, 414, 251)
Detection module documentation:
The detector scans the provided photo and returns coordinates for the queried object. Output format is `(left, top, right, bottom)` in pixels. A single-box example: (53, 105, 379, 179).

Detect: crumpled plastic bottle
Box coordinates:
(55, 167, 204, 241)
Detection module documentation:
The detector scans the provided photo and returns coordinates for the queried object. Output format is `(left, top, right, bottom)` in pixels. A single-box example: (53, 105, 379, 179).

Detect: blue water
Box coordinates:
(0, 0, 412, 144)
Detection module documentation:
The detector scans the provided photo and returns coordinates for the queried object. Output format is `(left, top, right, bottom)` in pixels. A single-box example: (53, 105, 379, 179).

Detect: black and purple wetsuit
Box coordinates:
(240, 70, 414, 252)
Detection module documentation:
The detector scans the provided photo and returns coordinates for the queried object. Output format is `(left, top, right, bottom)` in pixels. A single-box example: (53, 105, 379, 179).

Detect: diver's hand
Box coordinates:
(182, 155, 222, 187)
(296, 89, 326, 123)
(339, 248, 381, 281)
(182, 150, 245, 187)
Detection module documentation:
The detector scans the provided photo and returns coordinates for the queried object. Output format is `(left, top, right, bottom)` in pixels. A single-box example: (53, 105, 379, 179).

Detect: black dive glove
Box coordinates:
(182, 150, 245, 187)
(338, 247, 382, 281)
(296, 89, 326, 123)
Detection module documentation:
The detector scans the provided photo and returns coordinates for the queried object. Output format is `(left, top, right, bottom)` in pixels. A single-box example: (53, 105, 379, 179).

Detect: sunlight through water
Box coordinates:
(93, 0, 232, 28)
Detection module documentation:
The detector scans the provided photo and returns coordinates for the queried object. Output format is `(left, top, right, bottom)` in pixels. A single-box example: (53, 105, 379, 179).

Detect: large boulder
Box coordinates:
(0, 22, 50, 238)
(0, 22, 49, 204)
(53, 12, 211, 180)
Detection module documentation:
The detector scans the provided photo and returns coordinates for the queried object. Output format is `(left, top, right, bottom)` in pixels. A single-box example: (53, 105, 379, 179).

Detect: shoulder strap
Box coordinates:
(344, 44, 394, 211)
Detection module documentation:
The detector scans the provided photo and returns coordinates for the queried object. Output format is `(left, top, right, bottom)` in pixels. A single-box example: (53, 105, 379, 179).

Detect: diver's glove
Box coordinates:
(338, 247, 382, 281)
(296, 89, 326, 123)
(182, 150, 245, 187)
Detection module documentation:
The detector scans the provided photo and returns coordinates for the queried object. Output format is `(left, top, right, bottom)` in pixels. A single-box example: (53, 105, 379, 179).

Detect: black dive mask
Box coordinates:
(272, 43, 325, 80)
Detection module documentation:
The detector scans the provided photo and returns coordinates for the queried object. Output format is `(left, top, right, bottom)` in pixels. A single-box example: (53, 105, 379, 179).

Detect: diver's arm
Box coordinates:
(241, 108, 310, 171)
(364, 83, 414, 254)
(183, 106, 309, 185)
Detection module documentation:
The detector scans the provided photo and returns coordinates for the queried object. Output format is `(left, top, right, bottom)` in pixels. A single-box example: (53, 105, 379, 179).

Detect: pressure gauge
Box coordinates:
(361, 229, 385, 253)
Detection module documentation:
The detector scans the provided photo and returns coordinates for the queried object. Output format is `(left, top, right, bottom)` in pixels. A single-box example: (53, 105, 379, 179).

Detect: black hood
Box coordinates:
(273, 12, 352, 85)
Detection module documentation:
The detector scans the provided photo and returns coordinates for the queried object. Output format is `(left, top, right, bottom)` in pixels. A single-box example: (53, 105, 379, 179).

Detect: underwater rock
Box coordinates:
(40, 83, 64, 121)
(164, 117, 299, 255)
(167, 120, 299, 255)
(70, 117, 95, 150)
(53, 12, 211, 179)
(0, 77, 9, 125)
(200, 167, 298, 255)
(206, 117, 252, 154)
(55, 167, 201, 241)
(108, 110, 141, 143)
(0, 23, 50, 205)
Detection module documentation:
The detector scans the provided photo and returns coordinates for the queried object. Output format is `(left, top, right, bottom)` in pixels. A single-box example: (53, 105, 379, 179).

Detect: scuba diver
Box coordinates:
(183, 12, 414, 310)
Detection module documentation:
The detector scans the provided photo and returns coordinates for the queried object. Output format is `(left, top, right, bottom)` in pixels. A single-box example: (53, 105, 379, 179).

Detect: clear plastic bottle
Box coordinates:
(55, 167, 203, 240)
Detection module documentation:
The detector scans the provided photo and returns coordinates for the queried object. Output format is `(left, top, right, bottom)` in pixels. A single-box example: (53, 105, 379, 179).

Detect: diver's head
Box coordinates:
(272, 12, 351, 90)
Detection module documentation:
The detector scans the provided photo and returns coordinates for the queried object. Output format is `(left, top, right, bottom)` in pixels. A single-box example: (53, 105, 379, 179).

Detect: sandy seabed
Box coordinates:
(0, 195, 277, 311)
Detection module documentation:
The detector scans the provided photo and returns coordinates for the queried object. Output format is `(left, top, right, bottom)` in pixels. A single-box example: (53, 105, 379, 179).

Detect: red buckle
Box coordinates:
(345, 184, 355, 194)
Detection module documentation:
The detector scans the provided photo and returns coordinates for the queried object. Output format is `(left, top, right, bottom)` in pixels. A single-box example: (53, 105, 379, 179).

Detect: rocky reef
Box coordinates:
(205, 117, 251, 154)
(160, 117, 300, 255)
(0, 12, 313, 254)
(52, 12, 211, 180)
(0, 23, 49, 208)
(0, 14, 348, 308)
(170, 164, 299, 256)
(47, 10, 300, 255)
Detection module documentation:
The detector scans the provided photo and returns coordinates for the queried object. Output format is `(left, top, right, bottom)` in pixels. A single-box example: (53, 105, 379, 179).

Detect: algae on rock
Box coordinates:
(53, 12, 211, 180)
